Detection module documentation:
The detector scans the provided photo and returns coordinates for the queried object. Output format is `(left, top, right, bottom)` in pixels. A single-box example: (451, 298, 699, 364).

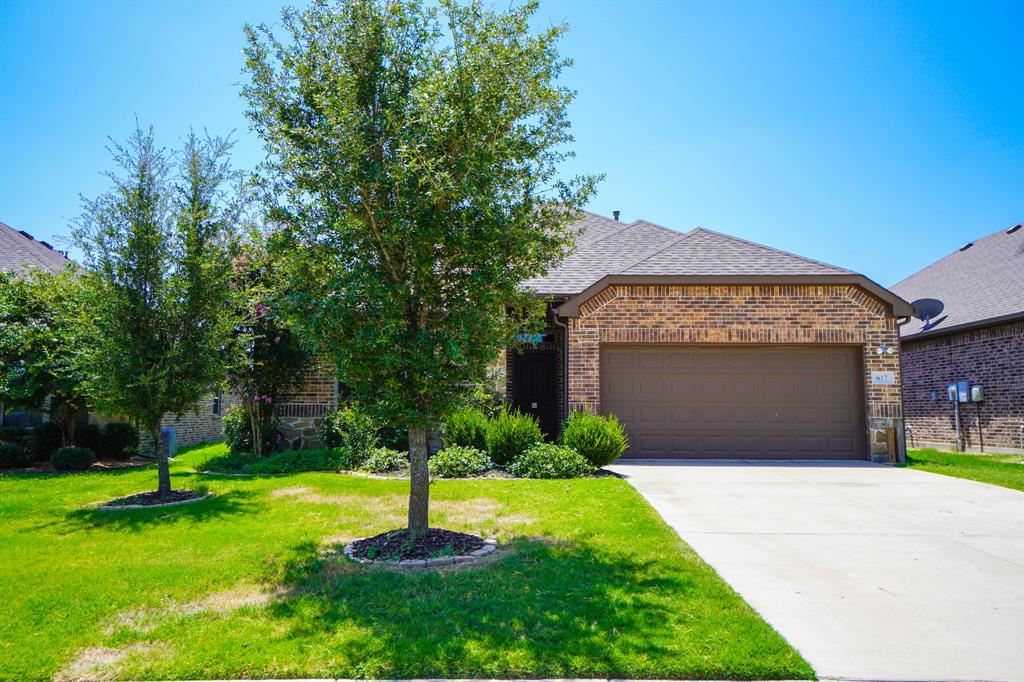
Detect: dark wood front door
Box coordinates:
(512, 350, 559, 439)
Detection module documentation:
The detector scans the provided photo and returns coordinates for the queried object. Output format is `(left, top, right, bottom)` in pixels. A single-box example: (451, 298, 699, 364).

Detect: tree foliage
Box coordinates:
(243, 0, 597, 531)
(71, 125, 240, 494)
(0, 267, 90, 446)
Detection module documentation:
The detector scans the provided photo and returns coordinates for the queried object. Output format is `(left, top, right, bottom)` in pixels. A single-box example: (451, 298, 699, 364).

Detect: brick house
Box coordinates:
(283, 211, 912, 462)
(0, 221, 234, 450)
(891, 221, 1024, 454)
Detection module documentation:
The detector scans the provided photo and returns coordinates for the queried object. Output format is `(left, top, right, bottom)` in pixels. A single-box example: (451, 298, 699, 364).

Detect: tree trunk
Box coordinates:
(151, 424, 171, 495)
(407, 426, 430, 535)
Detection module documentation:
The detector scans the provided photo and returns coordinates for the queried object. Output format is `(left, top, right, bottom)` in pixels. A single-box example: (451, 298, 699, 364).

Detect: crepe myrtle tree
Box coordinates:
(0, 267, 91, 447)
(225, 233, 312, 457)
(243, 0, 598, 533)
(71, 125, 240, 495)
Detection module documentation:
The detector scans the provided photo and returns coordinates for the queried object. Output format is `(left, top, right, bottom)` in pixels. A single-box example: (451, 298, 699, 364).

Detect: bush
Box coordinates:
(485, 409, 542, 465)
(461, 382, 506, 418)
(0, 443, 30, 469)
(442, 407, 489, 451)
(51, 446, 95, 472)
(378, 425, 408, 451)
(101, 423, 139, 460)
(0, 425, 29, 446)
(222, 403, 281, 455)
(316, 404, 380, 465)
(559, 411, 629, 467)
(29, 422, 64, 463)
(508, 443, 591, 479)
(75, 423, 103, 453)
(429, 445, 491, 478)
(360, 447, 408, 474)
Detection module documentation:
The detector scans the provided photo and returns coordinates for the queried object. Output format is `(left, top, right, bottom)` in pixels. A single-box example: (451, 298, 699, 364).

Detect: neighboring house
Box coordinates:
(0, 220, 233, 450)
(891, 221, 1024, 454)
(282, 211, 912, 462)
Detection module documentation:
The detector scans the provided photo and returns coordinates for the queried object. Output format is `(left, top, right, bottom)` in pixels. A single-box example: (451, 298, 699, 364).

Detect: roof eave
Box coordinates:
(900, 311, 1024, 341)
(553, 274, 914, 318)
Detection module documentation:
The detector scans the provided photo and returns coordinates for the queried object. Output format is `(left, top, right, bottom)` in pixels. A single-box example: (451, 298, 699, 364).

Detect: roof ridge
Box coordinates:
(615, 229, 699, 273)
(890, 219, 1024, 289)
(583, 220, 645, 247)
(688, 226, 852, 273)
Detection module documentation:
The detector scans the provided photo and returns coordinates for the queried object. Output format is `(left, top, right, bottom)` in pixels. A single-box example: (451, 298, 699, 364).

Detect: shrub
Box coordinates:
(51, 446, 95, 472)
(559, 411, 629, 467)
(316, 404, 380, 465)
(508, 443, 591, 479)
(0, 443, 30, 469)
(75, 423, 103, 453)
(101, 423, 139, 460)
(378, 425, 408, 451)
(461, 382, 506, 418)
(29, 422, 64, 463)
(360, 447, 408, 474)
(485, 409, 542, 465)
(429, 445, 491, 478)
(0, 425, 29, 446)
(442, 407, 489, 451)
(222, 403, 252, 453)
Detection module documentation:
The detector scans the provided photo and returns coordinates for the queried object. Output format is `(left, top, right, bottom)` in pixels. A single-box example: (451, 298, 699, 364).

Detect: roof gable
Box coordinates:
(0, 222, 73, 274)
(891, 221, 1024, 337)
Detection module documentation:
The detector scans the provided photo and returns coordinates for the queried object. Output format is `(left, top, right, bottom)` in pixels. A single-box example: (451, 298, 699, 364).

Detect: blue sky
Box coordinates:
(1, 0, 1020, 286)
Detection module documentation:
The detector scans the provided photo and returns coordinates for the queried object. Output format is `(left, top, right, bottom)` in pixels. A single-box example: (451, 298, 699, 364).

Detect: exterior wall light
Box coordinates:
(875, 345, 895, 355)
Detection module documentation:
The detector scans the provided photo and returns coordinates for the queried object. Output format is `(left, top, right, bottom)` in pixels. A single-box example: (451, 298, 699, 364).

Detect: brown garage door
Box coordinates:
(602, 345, 867, 460)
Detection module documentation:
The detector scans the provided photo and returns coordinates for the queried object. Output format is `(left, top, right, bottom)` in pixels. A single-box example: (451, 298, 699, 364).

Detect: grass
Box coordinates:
(0, 442, 812, 681)
(907, 448, 1024, 491)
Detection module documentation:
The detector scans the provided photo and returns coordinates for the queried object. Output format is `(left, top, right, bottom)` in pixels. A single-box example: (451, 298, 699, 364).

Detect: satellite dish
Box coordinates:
(911, 298, 944, 321)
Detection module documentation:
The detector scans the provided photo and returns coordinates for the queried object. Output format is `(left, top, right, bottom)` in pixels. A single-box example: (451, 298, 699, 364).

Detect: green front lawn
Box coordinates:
(907, 448, 1024, 491)
(0, 443, 811, 681)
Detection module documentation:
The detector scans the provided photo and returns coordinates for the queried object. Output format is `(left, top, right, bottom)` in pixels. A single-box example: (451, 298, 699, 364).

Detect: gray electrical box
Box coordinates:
(971, 385, 984, 402)
(957, 381, 970, 403)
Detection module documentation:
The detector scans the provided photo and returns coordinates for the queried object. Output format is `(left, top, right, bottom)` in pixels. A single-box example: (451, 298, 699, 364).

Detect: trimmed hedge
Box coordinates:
(442, 407, 489, 451)
(559, 411, 628, 467)
(486, 410, 542, 465)
(508, 443, 591, 479)
(51, 446, 95, 472)
(429, 445, 491, 478)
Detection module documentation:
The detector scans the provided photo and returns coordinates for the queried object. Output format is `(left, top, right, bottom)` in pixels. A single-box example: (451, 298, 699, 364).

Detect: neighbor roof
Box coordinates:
(0, 221, 73, 274)
(891, 221, 1024, 339)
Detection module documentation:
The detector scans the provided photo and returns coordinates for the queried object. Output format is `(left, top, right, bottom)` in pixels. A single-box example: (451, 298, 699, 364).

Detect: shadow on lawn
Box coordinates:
(266, 536, 682, 677)
(62, 489, 263, 532)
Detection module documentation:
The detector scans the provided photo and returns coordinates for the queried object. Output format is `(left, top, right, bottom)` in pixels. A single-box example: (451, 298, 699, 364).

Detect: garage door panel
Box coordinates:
(602, 345, 866, 460)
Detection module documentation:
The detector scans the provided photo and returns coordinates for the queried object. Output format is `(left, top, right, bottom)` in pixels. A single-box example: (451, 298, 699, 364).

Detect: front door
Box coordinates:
(512, 350, 559, 439)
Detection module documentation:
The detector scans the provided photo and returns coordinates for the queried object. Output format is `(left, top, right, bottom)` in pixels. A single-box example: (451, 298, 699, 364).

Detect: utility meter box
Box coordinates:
(971, 385, 984, 402)
(947, 383, 957, 401)
(957, 381, 970, 403)
(160, 427, 177, 458)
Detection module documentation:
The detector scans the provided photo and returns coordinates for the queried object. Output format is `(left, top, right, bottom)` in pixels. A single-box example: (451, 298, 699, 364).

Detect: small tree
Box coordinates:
(0, 267, 90, 446)
(71, 125, 239, 495)
(225, 234, 312, 456)
(243, 0, 597, 532)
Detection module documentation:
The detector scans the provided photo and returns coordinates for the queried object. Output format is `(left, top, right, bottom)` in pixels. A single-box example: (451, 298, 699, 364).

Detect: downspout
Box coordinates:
(894, 316, 912, 463)
(552, 310, 570, 423)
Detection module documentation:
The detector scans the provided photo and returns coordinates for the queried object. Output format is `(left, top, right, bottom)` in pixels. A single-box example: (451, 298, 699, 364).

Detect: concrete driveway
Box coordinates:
(609, 460, 1024, 682)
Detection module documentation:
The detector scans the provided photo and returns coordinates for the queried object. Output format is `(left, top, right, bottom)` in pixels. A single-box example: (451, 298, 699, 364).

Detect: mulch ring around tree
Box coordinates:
(98, 489, 212, 510)
(345, 528, 497, 568)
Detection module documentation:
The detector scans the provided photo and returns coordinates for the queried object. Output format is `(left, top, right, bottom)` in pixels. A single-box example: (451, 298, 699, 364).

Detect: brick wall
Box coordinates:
(276, 356, 337, 449)
(900, 320, 1024, 452)
(566, 283, 903, 459)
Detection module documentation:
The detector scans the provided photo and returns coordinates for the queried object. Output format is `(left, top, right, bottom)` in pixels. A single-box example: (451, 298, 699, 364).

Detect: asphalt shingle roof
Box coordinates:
(891, 221, 1024, 338)
(0, 221, 73, 274)
(525, 212, 856, 296)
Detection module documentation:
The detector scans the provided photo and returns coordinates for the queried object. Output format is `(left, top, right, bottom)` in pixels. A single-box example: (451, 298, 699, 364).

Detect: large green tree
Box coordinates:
(0, 267, 90, 446)
(72, 126, 240, 495)
(243, 0, 597, 532)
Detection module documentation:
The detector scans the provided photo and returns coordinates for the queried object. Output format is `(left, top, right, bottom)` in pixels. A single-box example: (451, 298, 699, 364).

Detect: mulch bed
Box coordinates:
(102, 489, 206, 508)
(349, 527, 486, 561)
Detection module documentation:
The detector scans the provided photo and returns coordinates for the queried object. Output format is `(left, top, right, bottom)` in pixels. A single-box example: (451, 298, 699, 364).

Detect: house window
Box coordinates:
(212, 391, 223, 416)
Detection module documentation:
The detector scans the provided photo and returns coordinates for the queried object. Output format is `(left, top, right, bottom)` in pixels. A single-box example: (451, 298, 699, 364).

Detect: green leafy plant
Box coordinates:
(50, 446, 95, 472)
(29, 422, 64, 463)
(0, 442, 29, 469)
(101, 423, 139, 461)
(316, 404, 380, 465)
(360, 447, 409, 475)
(442, 407, 489, 451)
(429, 445, 491, 479)
(0, 426, 29, 446)
(486, 410, 543, 465)
(559, 411, 629, 467)
(243, 0, 597, 533)
(508, 443, 591, 479)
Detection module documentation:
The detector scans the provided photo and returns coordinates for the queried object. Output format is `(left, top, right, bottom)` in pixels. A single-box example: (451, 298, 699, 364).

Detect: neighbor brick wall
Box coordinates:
(901, 320, 1024, 452)
(276, 355, 337, 449)
(566, 284, 903, 459)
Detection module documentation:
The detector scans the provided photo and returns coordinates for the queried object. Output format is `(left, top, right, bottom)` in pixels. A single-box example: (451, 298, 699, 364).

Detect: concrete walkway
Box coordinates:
(609, 460, 1024, 682)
